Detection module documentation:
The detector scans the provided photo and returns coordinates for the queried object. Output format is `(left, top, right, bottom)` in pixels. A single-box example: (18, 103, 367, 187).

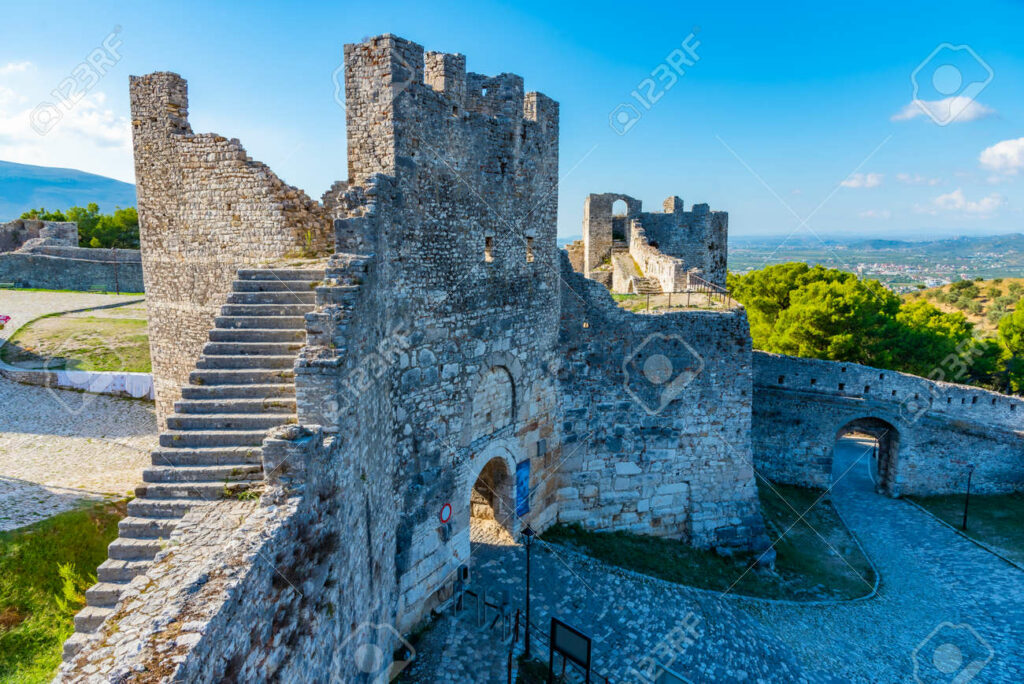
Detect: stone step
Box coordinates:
(108, 537, 164, 561)
(160, 429, 269, 448)
(189, 368, 295, 386)
(96, 557, 153, 583)
(180, 383, 295, 400)
(233, 278, 323, 293)
(202, 341, 303, 356)
(237, 269, 323, 281)
(226, 290, 316, 305)
(143, 463, 263, 483)
(195, 354, 296, 370)
(208, 328, 305, 343)
(85, 581, 127, 608)
(165, 413, 292, 431)
(220, 303, 312, 317)
(150, 446, 263, 467)
(63, 632, 91, 659)
(74, 605, 113, 633)
(136, 481, 258, 500)
(174, 397, 296, 415)
(118, 516, 179, 539)
(126, 497, 201, 519)
(214, 315, 307, 330)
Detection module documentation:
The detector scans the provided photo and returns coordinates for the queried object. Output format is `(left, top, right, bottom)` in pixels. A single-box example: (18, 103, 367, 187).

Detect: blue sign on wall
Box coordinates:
(515, 459, 531, 517)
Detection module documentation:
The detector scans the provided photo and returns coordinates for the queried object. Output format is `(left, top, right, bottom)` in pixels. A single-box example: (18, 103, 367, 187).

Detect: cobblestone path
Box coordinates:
(0, 290, 156, 530)
(406, 438, 1024, 683)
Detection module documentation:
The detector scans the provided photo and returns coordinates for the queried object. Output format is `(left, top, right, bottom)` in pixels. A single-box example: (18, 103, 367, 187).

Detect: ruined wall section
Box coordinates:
(129, 72, 333, 423)
(752, 352, 1024, 494)
(60, 424, 398, 683)
(574, 194, 728, 290)
(556, 254, 769, 552)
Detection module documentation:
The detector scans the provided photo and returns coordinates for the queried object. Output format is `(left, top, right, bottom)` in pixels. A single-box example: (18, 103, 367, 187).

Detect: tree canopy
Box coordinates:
(20, 204, 139, 249)
(729, 263, 1008, 389)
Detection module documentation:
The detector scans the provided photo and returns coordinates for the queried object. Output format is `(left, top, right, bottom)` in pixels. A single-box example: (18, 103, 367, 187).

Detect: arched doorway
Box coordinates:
(464, 444, 518, 547)
(833, 417, 899, 495)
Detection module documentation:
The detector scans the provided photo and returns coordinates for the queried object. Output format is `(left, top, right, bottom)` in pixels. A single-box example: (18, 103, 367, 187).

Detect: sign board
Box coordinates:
(515, 459, 531, 517)
(549, 617, 591, 682)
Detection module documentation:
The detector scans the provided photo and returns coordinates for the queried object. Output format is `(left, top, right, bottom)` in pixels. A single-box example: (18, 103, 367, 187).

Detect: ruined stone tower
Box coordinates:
(63, 35, 768, 681)
(568, 192, 728, 294)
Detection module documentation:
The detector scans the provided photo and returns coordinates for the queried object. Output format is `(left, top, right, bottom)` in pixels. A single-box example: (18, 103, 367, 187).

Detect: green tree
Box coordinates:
(19, 203, 138, 248)
(997, 300, 1024, 392)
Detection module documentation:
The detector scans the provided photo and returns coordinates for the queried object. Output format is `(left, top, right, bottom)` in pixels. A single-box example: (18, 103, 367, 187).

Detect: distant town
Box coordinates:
(728, 233, 1024, 293)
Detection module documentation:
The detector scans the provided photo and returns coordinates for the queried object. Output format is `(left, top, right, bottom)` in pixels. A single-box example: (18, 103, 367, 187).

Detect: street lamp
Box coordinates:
(521, 524, 535, 658)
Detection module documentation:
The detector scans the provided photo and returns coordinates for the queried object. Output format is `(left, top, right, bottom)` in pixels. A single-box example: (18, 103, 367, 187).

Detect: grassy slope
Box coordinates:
(904, 277, 1023, 335)
(1, 313, 150, 373)
(909, 492, 1024, 566)
(0, 500, 126, 683)
(543, 482, 875, 601)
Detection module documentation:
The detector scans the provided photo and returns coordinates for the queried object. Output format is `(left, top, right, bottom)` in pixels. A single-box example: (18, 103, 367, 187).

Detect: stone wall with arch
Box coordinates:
(752, 352, 1024, 495)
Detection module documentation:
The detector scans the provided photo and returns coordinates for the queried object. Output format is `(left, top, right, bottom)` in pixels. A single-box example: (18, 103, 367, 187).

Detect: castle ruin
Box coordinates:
(58, 32, 1023, 683)
(566, 192, 728, 295)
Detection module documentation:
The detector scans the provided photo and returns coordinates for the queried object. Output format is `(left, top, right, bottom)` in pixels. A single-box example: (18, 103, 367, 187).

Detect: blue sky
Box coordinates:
(0, 0, 1021, 239)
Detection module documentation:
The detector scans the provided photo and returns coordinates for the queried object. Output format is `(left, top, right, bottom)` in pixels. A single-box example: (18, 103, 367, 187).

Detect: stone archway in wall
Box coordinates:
(834, 417, 900, 495)
(464, 442, 519, 544)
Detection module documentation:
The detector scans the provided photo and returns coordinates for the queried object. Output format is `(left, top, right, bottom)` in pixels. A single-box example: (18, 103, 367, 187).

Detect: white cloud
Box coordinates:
(859, 209, 891, 219)
(0, 61, 32, 75)
(841, 172, 883, 189)
(979, 137, 1024, 176)
(931, 188, 1005, 215)
(892, 97, 995, 123)
(896, 173, 941, 186)
(0, 90, 133, 182)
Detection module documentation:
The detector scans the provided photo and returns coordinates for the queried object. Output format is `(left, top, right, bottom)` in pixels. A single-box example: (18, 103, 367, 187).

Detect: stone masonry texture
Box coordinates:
(129, 73, 333, 426)
(60, 34, 1022, 682)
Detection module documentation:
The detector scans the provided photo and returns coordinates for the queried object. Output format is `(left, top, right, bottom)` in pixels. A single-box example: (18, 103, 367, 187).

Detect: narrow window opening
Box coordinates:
(864, 385, 870, 393)
(777, 375, 785, 384)
(526, 237, 534, 263)
(810, 378, 817, 385)
(971, 396, 977, 405)
(838, 383, 845, 391)
(485, 236, 494, 262)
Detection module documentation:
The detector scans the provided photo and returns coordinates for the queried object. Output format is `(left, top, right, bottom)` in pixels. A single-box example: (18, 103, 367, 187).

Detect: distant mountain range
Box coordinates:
(845, 234, 1024, 255)
(0, 160, 136, 220)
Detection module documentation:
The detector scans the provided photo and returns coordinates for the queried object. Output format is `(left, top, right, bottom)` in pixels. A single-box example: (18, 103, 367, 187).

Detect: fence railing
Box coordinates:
(686, 272, 733, 308)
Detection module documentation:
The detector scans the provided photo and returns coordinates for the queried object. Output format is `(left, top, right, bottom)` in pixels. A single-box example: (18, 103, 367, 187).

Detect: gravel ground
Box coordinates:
(0, 290, 155, 530)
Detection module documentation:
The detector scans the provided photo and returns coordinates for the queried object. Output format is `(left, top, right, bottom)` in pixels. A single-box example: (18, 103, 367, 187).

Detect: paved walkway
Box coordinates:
(406, 438, 1024, 683)
(0, 290, 156, 530)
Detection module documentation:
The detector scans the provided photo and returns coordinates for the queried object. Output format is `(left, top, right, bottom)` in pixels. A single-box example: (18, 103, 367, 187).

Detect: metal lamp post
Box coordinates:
(521, 524, 535, 658)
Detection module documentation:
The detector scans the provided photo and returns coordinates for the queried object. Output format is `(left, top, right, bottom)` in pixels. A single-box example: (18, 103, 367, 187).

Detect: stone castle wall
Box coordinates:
(0, 247, 143, 292)
(66, 34, 788, 681)
(752, 352, 1024, 495)
(556, 255, 768, 551)
(328, 34, 562, 631)
(129, 73, 333, 424)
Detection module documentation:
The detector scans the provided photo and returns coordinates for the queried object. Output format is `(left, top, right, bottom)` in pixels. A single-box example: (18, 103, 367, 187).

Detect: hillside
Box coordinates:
(904, 277, 1023, 335)
(0, 160, 136, 220)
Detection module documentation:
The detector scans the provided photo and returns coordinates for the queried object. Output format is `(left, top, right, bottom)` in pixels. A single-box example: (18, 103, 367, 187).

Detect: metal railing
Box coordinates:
(685, 273, 733, 308)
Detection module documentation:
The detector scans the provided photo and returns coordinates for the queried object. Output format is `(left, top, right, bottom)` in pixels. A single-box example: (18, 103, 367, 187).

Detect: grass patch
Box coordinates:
(542, 481, 875, 601)
(0, 287, 143, 295)
(0, 499, 126, 683)
(909, 492, 1024, 565)
(1, 312, 150, 372)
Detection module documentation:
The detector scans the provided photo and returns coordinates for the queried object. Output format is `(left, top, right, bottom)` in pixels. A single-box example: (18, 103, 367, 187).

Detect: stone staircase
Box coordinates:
(64, 267, 323, 659)
(632, 277, 662, 294)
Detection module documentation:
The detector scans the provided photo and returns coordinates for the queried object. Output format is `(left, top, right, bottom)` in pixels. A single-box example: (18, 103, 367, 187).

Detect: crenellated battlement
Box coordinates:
(344, 34, 557, 185)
